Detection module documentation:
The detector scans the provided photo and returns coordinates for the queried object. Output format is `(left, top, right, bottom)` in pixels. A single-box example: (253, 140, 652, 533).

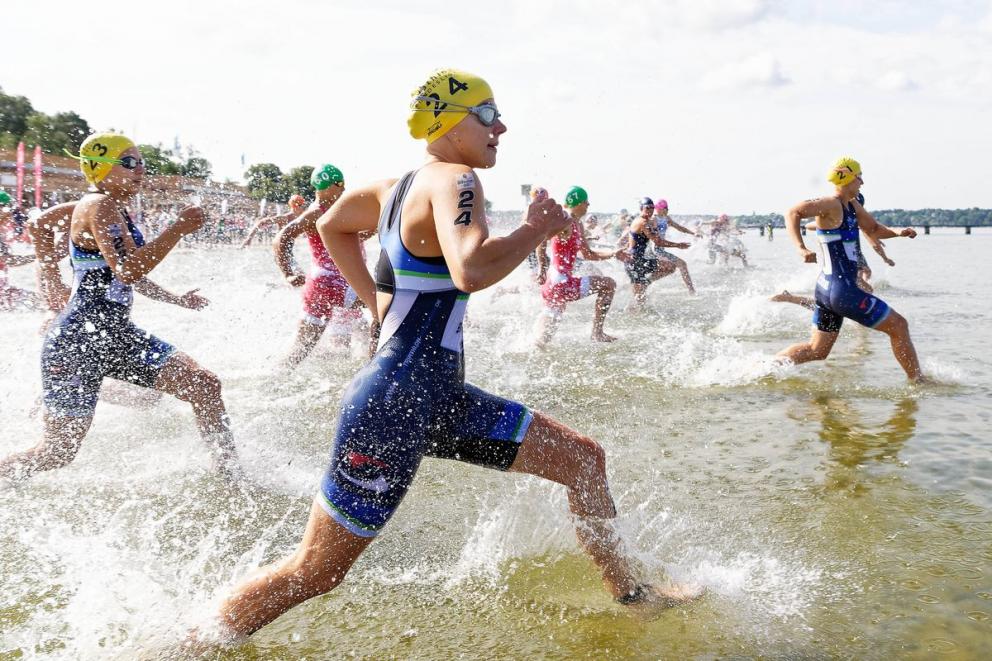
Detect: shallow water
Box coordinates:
(1, 228, 990, 659)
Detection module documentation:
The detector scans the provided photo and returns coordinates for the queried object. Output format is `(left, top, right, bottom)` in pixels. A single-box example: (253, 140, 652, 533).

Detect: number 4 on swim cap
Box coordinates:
(449, 76, 468, 95)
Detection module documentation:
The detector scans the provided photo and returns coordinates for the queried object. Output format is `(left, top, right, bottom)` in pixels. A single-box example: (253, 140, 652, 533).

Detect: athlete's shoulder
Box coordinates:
(422, 162, 480, 192)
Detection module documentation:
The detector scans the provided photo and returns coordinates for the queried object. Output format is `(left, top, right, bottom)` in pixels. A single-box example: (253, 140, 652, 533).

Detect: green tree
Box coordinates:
(284, 166, 316, 201)
(0, 88, 35, 148)
(182, 156, 212, 179)
(23, 111, 91, 154)
(244, 163, 288, 202)
(138, 143, 182, 175)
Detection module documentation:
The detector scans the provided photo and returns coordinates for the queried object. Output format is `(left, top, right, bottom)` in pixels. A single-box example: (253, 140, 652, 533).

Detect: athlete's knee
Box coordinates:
(287, 552, 350, 597)
(568, 436, 608, 487)
(884, 311, 909, 336)
(183, 367, 223, 404)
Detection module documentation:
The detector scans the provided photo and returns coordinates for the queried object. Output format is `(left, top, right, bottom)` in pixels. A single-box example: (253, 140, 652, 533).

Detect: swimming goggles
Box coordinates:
(63, 149, 144, 170)
(412, 96, 501, 127)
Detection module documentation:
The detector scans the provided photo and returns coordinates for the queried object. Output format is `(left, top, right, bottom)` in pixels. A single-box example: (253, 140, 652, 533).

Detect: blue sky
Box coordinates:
(4, 0, 991, 213)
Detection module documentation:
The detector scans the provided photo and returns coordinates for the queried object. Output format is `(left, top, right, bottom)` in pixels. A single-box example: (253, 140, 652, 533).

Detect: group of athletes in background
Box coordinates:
(0, 66, 928, 653)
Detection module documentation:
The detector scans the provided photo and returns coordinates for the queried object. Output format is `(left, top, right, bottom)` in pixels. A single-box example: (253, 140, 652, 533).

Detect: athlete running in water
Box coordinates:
(624, 197, 693, 309)
(240, 194, 307, 247)
(772, 193, 896, 308)
(0, 134, 240, 482)
(534, 186, 619, 347)
(0, 191, 40, 310)
(776, 157, 926, 382)
(273, 164, 366, 364)
(651, 199, 697, 294)
(203, 68, 699, 647)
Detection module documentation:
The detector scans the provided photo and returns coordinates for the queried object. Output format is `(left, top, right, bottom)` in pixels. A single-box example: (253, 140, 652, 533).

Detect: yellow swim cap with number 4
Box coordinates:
(408, 69, 493, 143)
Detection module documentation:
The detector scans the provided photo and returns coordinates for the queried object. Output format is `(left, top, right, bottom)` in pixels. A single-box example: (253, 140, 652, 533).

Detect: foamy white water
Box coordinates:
(1, 228, 990, 659)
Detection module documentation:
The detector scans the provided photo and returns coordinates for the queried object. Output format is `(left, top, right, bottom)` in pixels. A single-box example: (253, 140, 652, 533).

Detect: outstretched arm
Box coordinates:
(87, 198, 204, 284)
(134, 278, 209, 309)
(854, 201, 916, 241)
(577, 226, 621, 261)
(241, 212, 288, 247)
(668, 219, 701, 237)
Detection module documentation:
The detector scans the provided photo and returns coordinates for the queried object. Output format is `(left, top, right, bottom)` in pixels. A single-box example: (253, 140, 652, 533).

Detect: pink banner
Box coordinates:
(33, 145, 42, 208)
(16, 141, 25, 206)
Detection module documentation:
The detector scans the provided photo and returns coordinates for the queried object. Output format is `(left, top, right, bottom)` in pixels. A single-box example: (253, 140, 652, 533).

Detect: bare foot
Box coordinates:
(620, 582, 705, 618)
(592, 331, 618, 343)
(910, 374, 936, 386)
(769, 290, 796, 303)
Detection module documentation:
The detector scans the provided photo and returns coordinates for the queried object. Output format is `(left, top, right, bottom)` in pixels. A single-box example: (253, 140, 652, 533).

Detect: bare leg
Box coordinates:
(777, 328, 839, 365)
(588, 276, 617, 342)
(214, 501, 373, 639)
(770, 290, 815, 310)
(533, 308, 561, 348)
(626, 282, 647, 312)
(154, 352, 238, 475)
(283, 321, 326, 366)
(873, 310, 925, 381)
(510, 412, 698, 606)
(0, 414, 92, 481)
(672, 257, 695, 294)
(650, 260, 677, 283)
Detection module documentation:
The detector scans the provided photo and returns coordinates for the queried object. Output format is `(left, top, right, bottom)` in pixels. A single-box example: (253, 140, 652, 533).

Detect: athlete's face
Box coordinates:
(640, 205, 654, 219)
(447, 97, 507, 169)
(571, 200, 589, 216)
(317, 182, 345, 204)
(100, 146, 144, 195)
(842, 174, 864, 198)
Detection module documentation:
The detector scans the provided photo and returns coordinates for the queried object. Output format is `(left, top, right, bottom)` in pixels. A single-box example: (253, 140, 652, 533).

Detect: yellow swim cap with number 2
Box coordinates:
(828, 156, 862, 187)
(408, 69, 493, 143)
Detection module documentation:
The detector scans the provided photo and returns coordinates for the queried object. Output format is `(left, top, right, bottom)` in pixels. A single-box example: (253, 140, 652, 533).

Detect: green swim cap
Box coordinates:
(0, 190, 11, 206)
(564, 186, 588, 208)
(311, 164, 344, 191)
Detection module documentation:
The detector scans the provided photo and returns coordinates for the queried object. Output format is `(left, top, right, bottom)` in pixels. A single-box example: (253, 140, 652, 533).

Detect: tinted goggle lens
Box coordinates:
(473, 104, 499, 126)
(119, 156, 144, 170)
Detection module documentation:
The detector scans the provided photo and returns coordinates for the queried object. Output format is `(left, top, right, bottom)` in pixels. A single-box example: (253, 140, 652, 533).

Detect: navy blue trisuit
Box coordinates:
(318, 171, 533, 537)
(42, 203, 175, 418)
(812, 200, 891, 333)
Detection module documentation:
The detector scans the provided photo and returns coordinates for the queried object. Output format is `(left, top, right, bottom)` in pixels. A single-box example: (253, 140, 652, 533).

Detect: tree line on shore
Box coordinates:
(740, 209, 992, 227)
(1, 86, 319, 203)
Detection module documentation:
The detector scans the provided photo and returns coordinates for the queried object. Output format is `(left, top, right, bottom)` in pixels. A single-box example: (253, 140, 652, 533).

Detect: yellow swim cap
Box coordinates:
(408, 69, 494, 143)
(76, 133, 137, 185)
(828, 156, 862, 187)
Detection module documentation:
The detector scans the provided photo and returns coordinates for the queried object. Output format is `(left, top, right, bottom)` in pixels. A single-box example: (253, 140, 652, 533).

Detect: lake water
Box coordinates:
(1, 227, 989, 659)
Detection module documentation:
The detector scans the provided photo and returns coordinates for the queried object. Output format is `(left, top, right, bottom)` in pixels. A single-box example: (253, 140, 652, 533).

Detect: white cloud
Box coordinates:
(675, 0, 774, 30)
(877, 71, 919, 92)
(699, 53, 790, 91)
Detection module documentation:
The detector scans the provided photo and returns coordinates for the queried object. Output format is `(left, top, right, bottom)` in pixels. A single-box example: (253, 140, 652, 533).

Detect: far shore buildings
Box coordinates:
(0, 148, 258, 219)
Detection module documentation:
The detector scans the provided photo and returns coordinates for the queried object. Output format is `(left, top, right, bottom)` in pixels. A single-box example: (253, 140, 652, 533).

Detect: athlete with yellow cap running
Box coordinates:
(0, 133, 242, 483)
(202, 68, 700, 648)
(776, 157, 926, 381)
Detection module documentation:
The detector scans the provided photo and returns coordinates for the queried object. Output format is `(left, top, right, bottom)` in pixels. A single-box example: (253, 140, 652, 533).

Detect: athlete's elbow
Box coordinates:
(453, 273, 485, 293)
